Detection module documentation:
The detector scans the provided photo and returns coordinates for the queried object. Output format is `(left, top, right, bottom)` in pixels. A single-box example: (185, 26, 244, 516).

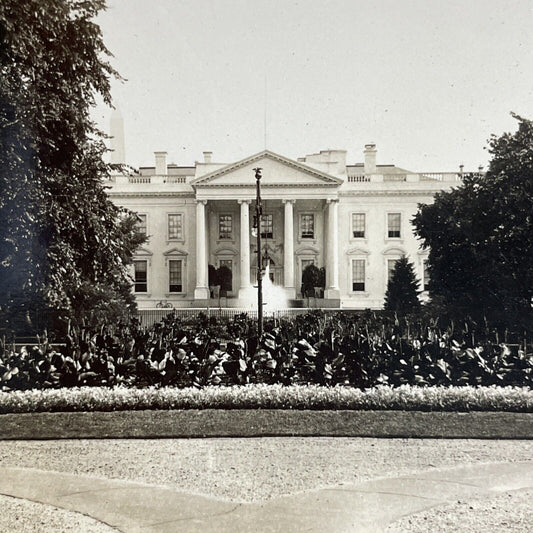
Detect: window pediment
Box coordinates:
(134, 247, 153, 257)
(295, 246, 320, 256)
(347, 247, 369, 256)
(214, 246, 239, 256)
(382, 247, 405, 256)
(163, 247, 188, 257)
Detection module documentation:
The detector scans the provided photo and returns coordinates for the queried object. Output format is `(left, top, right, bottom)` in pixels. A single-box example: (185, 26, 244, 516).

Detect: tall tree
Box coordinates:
(412, 114, 533, 331)
(384, 256, 421, 314)
(0, 1, 143, 334)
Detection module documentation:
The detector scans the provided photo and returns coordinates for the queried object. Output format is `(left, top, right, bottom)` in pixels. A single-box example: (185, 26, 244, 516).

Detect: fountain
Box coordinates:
(240, 262, 288, 315)
(260, 263, 288, 315)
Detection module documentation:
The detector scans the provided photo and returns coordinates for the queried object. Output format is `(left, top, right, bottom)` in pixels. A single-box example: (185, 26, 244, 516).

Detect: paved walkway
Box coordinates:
(0, 462, 532, 532)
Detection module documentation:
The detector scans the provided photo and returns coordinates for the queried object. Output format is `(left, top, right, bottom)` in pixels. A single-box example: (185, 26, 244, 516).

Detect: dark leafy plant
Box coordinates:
(301, 265, 325, 298)
(413, 114, 533, 333)
(1, 311, 531, 391)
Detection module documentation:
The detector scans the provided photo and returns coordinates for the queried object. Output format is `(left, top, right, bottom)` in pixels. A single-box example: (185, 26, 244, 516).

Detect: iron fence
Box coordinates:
(136, 307, 355, 328)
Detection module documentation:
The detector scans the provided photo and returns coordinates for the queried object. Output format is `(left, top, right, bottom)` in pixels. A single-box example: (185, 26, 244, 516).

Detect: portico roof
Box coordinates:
(191, 150, 343, 189)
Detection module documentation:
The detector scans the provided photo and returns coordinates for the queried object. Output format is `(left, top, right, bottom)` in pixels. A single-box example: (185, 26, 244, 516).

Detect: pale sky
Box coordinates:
(94, 0, 533, 172)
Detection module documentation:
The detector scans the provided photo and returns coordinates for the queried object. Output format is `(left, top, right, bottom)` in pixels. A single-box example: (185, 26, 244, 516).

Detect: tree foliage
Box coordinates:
(0, 0, 143, 335)
(413, 114, 533, 331)
(301, 265, 325, 298)
(384, 256, 421, 314)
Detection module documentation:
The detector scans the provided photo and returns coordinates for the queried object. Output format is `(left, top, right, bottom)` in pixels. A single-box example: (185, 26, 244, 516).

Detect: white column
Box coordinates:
(194, 200, 210, 300)
(238, 200, 252, 295)
(325, 199, 340, 299)
(283, 199, 295, 297)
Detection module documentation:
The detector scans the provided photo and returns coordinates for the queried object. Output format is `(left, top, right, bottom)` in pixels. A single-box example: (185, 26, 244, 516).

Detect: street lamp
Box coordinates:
(254, 167, 263, 337)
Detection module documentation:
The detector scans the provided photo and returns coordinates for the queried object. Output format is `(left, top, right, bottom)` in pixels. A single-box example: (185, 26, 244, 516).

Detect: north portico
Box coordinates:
(106, 140, 469, 310)
(191, 150, 343, 306)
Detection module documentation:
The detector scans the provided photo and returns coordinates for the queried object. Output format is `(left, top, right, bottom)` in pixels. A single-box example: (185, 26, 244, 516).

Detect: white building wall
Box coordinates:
(337, 195, 431, 309)
(107, 147, 466, 310)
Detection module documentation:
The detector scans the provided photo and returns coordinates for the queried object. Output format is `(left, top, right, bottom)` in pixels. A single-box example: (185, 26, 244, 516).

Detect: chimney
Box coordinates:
(154, 151, 167, 175)
(364, 143, 377, 174)
(203, 151, 213, 164)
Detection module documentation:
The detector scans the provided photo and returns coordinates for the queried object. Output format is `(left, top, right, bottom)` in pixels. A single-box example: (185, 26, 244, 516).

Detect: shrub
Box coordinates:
(301, 265, 325, 298)
(0, 311, 531, 392)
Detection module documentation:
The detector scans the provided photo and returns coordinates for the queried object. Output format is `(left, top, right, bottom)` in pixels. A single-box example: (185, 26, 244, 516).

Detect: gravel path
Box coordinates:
(386, 489, 533, 532)
(0, 438, 531, 531)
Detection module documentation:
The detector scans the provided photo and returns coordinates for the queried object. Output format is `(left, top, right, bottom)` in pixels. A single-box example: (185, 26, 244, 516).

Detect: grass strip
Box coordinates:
(1, 410, 533, 439)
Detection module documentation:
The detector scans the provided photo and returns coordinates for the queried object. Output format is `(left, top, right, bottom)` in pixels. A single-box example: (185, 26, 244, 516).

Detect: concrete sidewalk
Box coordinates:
(0, 462, 532, 532)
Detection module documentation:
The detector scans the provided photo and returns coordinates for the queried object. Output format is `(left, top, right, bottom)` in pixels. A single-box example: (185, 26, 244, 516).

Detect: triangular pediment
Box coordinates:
(163, 247, 188, 257)
(191, 150, 342, 188)
(134, 247, 153, 257)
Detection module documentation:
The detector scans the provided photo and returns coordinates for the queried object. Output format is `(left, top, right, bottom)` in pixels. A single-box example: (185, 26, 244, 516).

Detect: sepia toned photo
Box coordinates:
(0, 1, 532, 531)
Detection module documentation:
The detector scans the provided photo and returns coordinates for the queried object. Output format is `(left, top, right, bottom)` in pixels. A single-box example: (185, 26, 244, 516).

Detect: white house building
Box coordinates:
(106, 132, 469, 310)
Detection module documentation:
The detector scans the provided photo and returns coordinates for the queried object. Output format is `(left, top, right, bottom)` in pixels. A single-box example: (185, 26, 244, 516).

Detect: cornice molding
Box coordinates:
(339, 190, 441, 197)
(108, 192, 195, 198)
(196, 182, 339, 189)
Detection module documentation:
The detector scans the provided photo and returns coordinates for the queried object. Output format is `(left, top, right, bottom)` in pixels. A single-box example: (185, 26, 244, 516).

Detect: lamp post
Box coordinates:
(254, 167, 263, 337)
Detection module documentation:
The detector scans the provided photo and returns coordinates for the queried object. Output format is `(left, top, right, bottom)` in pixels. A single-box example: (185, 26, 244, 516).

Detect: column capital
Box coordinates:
(195, 199, 207, 205)
(282, 199, 295, 205)
(237, 199, 252, 205)
(326, 198, 339, 204)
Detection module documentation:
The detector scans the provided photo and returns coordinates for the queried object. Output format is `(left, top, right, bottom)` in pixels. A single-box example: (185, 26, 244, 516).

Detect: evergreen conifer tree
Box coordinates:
(384, 256, 421, 314)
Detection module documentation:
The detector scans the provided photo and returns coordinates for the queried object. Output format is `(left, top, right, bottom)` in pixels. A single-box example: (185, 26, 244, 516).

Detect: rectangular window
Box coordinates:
(169, 260, 182, 292)
(388, 259, 398, 283)
(387, 213, 401, 238)
(136, 214, 147, 235)
(134, 260, 147, 293)
(300, 214, 315, 239)
(260, 214, 273, 239)
(423, 260, 430, 291)
(352, 213, 365, 238)
(168, 214, 183, 240)
(352, 260, 365, 291)
(219, 214, 232, 240)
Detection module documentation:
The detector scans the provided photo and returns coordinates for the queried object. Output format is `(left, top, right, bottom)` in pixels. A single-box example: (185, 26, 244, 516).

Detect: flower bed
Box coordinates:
(1, 311, 531, 392)
(1, 384, 532, 414)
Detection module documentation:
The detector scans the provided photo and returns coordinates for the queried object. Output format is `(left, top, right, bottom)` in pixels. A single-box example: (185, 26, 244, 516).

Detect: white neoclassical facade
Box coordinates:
(106, 144, 468, 310)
